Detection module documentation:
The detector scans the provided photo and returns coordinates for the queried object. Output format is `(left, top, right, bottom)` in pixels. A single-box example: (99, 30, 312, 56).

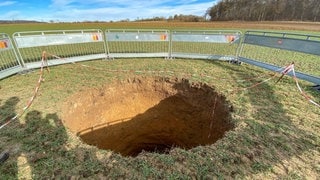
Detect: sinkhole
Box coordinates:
(62, 77, 234, 157)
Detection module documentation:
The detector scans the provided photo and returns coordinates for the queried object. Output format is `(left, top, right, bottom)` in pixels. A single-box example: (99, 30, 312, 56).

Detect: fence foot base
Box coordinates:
(18, 69, 34, 75)
(229, 59, 242, 65)
(0, 151, 9, 165)
(312, 85, 320, 92)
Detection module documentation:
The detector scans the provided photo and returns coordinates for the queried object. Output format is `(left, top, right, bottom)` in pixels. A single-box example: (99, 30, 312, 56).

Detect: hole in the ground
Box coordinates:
(62, 77, 234, 157)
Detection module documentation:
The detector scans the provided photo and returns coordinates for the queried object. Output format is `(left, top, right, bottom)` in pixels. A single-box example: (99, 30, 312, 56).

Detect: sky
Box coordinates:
(0, 0, 218, 22)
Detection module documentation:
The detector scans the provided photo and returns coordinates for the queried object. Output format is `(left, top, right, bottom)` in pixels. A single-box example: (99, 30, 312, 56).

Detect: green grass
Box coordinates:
(0, 57, 319, 179)
(0, 50, 20, 69)
(1, 22, 318, 77)
(0, 22, 320, 179)
(240, 44, 320, 77)
(107, 41, 169, 53)
(172, 42, 239, 55)
(17, 42, 106, 63)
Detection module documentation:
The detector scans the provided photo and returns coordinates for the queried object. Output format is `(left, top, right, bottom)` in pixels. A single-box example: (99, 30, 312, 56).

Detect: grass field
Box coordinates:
(1, 21, 320, 35)
(0, 21, 320, 179)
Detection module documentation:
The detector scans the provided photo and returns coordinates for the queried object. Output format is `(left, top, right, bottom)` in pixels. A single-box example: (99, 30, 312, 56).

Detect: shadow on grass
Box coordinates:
(307, 85, 320, 103)
(0, 97, 20, 177)
(0, 58, 318, 178)
(197, 60, 319, 177)
(0, 101, 105, 178)
(0, 97, 19, 119)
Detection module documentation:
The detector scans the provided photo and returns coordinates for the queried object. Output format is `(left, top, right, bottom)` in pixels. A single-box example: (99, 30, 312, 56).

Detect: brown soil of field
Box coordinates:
(62, 76, 234, 156)
(1, 21, 318, 35)
(102, 21, 320, 32)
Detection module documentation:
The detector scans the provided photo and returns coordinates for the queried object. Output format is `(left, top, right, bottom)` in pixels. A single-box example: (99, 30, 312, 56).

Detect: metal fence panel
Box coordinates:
(240, 31, 320, 84)
(244, 31, 320, 56)
(13, 29, 107, 69)
(171, 30, 242, 60)
(105, 29, 170, 58)
(2, 28, 320, 85)
(0, 33, 22, 79)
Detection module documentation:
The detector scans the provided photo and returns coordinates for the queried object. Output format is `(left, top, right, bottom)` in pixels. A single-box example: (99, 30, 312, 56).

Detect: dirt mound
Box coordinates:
(62, 77, 234, 156)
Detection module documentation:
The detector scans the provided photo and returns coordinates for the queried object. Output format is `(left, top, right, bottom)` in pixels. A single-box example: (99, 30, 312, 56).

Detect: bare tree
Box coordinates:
(207, 0, 319, 21)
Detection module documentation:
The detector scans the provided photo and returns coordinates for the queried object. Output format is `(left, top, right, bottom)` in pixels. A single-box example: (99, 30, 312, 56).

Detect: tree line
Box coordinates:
(207, 0, 320, 21)
(0, 20, 44, 24)
(135, 14, 206, 22)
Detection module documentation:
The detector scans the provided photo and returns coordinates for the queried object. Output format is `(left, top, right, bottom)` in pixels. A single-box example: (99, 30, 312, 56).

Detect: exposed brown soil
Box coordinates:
(98, 21, 320, 32)
(62, 77, 234, 156)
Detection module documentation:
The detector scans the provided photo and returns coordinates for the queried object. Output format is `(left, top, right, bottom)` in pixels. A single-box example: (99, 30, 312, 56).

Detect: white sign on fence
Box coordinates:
(14, 30, 104, 48)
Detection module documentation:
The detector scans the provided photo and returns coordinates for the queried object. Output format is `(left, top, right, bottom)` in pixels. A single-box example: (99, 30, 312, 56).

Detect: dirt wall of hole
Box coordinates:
(62, 77, 234, 156)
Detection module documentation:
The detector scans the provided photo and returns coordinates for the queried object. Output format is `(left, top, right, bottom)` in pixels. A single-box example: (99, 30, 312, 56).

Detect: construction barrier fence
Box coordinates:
(171, 30, 241, 60)
(105, 29, 170, 58)
(239, 31, 320, 84)
(0, 33, 22, 79)
(0, 29, 319, 85)
(13, 29, 107, 69)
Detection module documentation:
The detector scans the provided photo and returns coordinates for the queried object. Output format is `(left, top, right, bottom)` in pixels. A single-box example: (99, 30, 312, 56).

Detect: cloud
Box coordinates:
(0, 1, 16, 7)
(2, 11, 21, 19)
(1, 0, 216, 22)
(50, 0, 73, 7)
(48, 0, 215, 21)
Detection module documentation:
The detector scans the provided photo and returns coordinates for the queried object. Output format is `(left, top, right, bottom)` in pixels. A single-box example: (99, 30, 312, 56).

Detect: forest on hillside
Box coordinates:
(207, 0, 320, 21)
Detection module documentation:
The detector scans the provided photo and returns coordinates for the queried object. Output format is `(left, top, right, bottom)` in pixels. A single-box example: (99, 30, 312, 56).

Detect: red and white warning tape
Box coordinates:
(292, 68, 320, 108)
(0, 51, 49, 129)
(275, 62, 319, 108)
(45, 53, 320, 108)
(1, 54, 318, 130)
(275, 62, 295, 84)
(232, 62, 319, 108)
(208, 96, 218, 138)
(230, 65, 286, 94)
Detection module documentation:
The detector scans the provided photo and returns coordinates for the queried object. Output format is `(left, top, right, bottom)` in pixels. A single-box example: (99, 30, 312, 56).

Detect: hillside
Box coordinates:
(0, 20, 43, 24)
(207, 0, 320, 21)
